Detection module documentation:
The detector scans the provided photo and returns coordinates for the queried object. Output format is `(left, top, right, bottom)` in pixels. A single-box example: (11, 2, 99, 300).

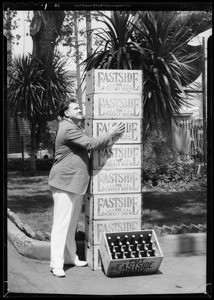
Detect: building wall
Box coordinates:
(7, 116, 30, 154)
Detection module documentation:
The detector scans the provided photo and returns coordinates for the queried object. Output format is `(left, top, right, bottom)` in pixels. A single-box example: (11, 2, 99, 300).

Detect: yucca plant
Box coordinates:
(80, 11, 142, 74)
(132, 11, 204, 129)
(8, 53, 74, 174)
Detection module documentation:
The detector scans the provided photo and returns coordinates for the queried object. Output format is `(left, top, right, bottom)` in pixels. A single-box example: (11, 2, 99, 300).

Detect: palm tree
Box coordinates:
(7, 53, 74, 174)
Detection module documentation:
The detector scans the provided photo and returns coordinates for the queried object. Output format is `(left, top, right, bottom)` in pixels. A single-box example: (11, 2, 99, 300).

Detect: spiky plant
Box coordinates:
(80, 11, 141, 72)
(7, 53, 74, 174)
(81, 11, 204, 130)
(132, 11, 204, 129)
(8, 53, 74, 121)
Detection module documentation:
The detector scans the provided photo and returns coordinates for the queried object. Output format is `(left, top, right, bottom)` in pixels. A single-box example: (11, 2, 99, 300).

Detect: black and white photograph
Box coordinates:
(3, 1, 213, 298)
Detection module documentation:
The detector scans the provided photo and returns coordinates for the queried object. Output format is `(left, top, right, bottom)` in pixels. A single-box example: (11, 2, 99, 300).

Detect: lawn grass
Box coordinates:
(7, 171, 207, 234)
(142, 190, 207, 228)
(7, 171, 54, 233)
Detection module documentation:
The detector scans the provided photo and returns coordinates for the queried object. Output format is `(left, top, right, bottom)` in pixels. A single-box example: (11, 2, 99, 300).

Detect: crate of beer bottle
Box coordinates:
(99, 230, 163, 277)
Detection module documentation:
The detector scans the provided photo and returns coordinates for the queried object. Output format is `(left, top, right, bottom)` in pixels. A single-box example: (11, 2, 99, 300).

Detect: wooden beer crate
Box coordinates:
(85, 119, 142, 144)
(85, 217, 141, 244)
(99, 230, 163, 277)
(85, 93, 142, 119)
(86, 69, 143, 95)
(89, 169, 142, 195)
(92, 144, 142, 170)
(85, 193, 142, 220)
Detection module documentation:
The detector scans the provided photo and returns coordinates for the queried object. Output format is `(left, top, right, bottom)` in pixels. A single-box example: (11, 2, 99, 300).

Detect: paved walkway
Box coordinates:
(6, 239, 207, 297)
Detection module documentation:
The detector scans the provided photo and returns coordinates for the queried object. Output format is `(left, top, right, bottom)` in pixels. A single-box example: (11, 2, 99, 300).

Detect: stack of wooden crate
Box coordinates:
(84, 69, 143, 270)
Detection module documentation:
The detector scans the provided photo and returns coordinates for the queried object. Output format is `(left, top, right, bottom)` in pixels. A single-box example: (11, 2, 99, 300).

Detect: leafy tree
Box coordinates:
(175, 10, 212, 36)
(4, 9, 20, 47)
(58, 10, 102, 107)
(6, 10, 98, 173)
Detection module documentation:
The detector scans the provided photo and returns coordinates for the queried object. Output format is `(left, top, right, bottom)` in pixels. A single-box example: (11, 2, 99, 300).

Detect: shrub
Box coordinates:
(143, 159, 207, 191)
(36, 158, 54, 171)
(7, 158, 30, 171)
(7, 158, 54, 172)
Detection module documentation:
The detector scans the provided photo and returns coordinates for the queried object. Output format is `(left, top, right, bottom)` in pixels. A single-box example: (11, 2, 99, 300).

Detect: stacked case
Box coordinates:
(84, 69, 143, 270)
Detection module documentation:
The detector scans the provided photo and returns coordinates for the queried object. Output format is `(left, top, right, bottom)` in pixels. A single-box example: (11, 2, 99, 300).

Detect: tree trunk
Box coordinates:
(29, 123, 37, 176)
(86, 11, 92, 58)
(30, 10, 65, 65)
(74, 11, 82, 110)
(28, 10, 65, 174)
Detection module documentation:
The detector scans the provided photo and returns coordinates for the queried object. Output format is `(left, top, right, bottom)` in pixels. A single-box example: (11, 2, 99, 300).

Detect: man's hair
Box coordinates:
(58, 97, 77, 118)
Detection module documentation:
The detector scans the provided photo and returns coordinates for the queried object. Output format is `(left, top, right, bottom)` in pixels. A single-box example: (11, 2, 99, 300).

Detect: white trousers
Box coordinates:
(50, 187, 84, 269)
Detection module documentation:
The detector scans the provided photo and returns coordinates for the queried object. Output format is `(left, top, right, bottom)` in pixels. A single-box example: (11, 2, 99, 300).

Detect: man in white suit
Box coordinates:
(49, 97, 125, 277)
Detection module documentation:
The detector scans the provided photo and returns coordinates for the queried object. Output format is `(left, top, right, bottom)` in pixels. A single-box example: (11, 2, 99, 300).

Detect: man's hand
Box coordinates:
(109, 122, 125, 136)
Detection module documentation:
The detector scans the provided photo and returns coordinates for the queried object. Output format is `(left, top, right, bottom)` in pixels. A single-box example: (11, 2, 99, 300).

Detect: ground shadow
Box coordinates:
(142, 190, 207, 226)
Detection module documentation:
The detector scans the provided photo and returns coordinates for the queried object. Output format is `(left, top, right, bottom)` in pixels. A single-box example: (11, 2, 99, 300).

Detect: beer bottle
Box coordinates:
(107, 236, 112, 246)
(112, 252, 119, 259)
(130, 235, 136, 244)
(110, 242, 115, 252)
(133, 240, 140, 251)
(122, 234, 129, 244)
(117, 241, 123, 252)
(146, 233, 152, 243)
(148, 249, 156, 256)
(119, 248, 125, 259)
(141, 241, 148, 251)
(115, 236, 121, 245)
(148, 240, 156, 250)
(136, 250, 142, 258)
(138, 234, 144, 244)
(126, 250, 132, 258)
(130, 251, 135, 258)
(144, 250, 150, 257)
(125, 241, 132, 252)
(111, 246, 116, 259)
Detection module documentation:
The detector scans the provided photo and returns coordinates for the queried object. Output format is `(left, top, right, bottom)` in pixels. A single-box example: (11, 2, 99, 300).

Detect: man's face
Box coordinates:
(65, 102, 82, 123)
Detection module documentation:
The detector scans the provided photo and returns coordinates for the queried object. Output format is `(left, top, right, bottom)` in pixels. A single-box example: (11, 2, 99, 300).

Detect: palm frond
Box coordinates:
(8, 53, 74, 122)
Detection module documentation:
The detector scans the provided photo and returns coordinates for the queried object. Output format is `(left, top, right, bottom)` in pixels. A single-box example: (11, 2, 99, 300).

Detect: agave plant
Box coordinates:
(7, 52, 74, 174)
